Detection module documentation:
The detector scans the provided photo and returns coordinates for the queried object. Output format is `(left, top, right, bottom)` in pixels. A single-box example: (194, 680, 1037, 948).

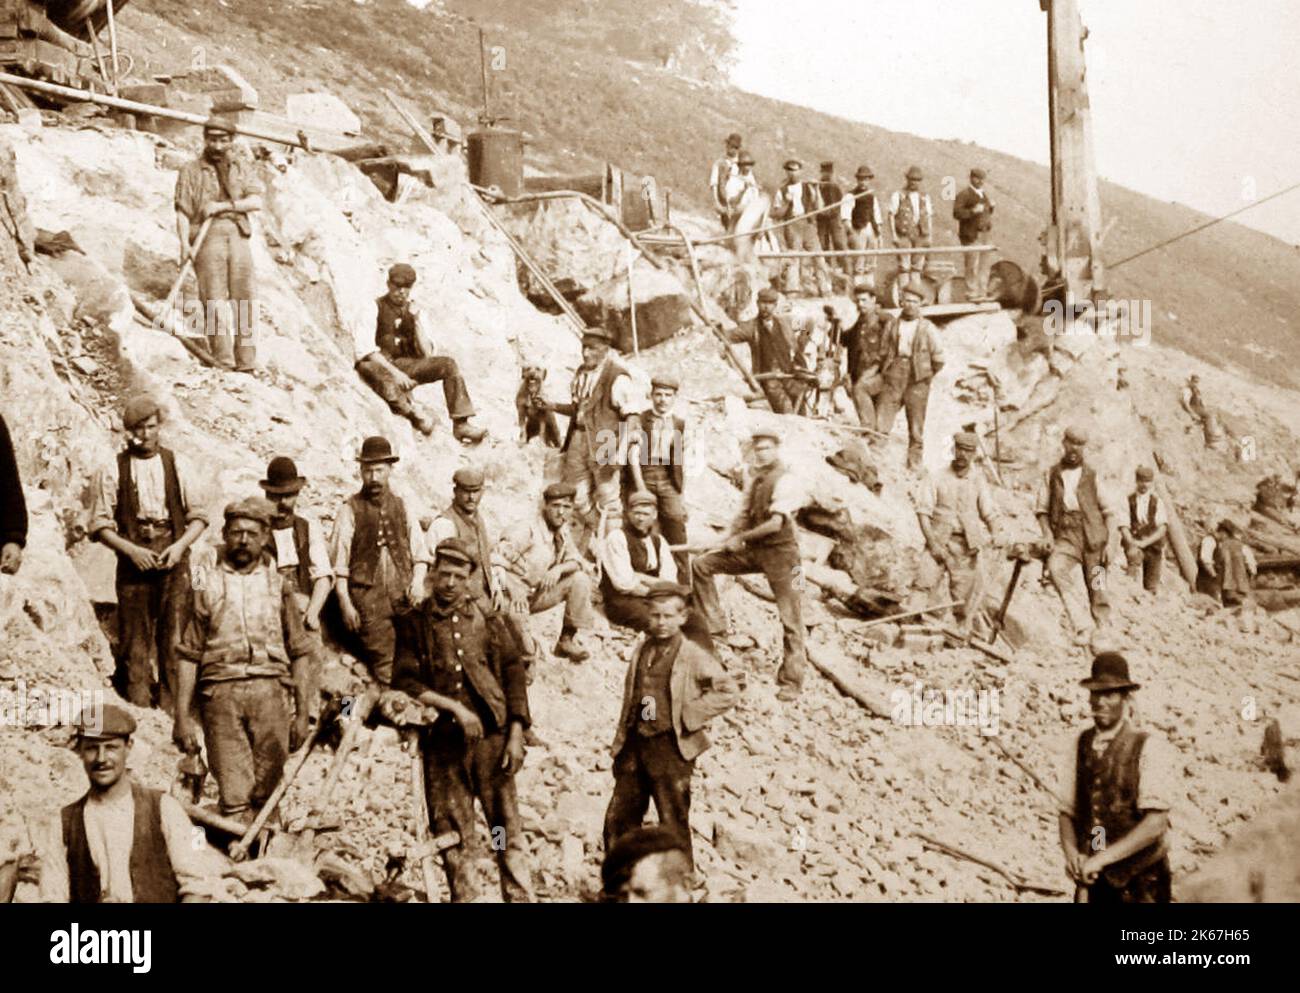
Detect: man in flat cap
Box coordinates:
(953, 168, 995, 300)
(843, 165, 883, 281)
(841, 284, 888, 429)
(1036, 427, 1118, 645)
(497, 482, 597, 662)
(1057, 653, 1174, 903)
(353, 262, 486, 444)
(915, 431, 1001, 632)
(1119, 466, 1168, 593)
(330, 436, 431, 686)
(89, 395, 207, 712)
(693, 430, 807, 701)
(602, 824, 694, 903)
(1, 704, 209, 903)
(425, 467, 537, 671)
(1197, 519, 1256, 608)
(723, 150, 763, 242)
(546, 325, 649, 539)
(875, 281, 945, 470)
(599, 490, 679, 629)
(889, 165, 933, 277)
(816, 161, 851, 277)
(603, 581, 738, 871)
(626, 372, 689, 575)
(709, 132, 744, 232)
(175, 497, 314, 822)
(393, 537, 534, 901)
(0, 411, 26, 575)
(771, 159, 829, 296)
(729, 287, 808, 414)
(174, 117, 264, 372)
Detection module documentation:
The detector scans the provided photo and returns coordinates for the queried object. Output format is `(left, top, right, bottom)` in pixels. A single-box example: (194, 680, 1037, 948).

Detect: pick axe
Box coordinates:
(989, 541, 1049, 643)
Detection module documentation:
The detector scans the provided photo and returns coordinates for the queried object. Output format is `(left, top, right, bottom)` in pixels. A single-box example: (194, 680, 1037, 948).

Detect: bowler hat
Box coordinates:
(855, 165, 874, 179)
(122, 394, 162, 430)
(971, 167, 987, 180)
(358, 436, 399, 463)
(1079, 652, 1141, 692)
(543, 481, 577, 503)
(433, 537, 477, 570)
(260, 456, 306, 495)
(452, 466, 485, 491)
(906, 165, 924, 180)
(75, 703, 137, 741)
(387, 263, 417, 287)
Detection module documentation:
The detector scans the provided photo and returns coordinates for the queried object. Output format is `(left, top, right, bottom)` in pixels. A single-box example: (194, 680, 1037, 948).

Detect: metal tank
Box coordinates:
(467, 127, 523, 198)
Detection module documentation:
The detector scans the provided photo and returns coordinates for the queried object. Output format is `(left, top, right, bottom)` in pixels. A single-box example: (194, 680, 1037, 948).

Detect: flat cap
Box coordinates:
(970, 167, 987, 180)
(387, 263, 417, 286)
(750, 428, 781, 444)
(1064, 426, 1088, 445)
(543, 481, 577, 502)
(650, 372, 680, 392)
(203, 115, 236, 136)
(855, 165, 874, 179)
(906, 165, 924, 180)
(756, 287, 780, 303)
(452, 466, 485, 490)
(224, 496, 275, 527)
(122, 394, 162, 430)
(1135, 465, 1154, 481)
(783, 158, 802, 171)
(954, 431, 979, 450)
(582, 325, 615, 346)
(75, 703, 137, 741)
(644, 581, 692, 601)
(627, 490, 659, 509)
(725, 132, 743, 147)
(433, 537, 477, 568)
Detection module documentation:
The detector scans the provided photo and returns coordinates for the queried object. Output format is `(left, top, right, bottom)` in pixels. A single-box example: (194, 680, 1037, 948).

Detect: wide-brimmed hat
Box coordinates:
(357, 436, 399, 464)
(260, 456, 306, 495)
(1079, 652, 1141, 692)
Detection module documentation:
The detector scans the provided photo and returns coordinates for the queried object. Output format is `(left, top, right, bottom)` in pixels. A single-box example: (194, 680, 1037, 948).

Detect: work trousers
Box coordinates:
(392, 356, 475, 420)
(693, 543, 806, 692)
(603, 733, 695, 868)
(422, 723, 532, 903)
(960, 231, 993, 298)
(780, 217, 829, 296)
(194, 218, 256, 371)
(1047, 519, 1111, 634)
(502, 570, 595, 637)
(113, 531, 189, 715)
(876, 368, 932, 469)
(847, 225, 879, 279)
(561, 431, 624, 533)
(289, 589, 324, 718)
(849, 372, 884, 429)
(353, 582, 401, 686)
(199, 676, 289, 818)
(917, 533, 983, 622)
(761, 378, 807, 415)
(1087, 858, 1172, 905)
(816, 215, 851, 275)
(894, 232, 931, 274)
(1124, 540, 1164, 593)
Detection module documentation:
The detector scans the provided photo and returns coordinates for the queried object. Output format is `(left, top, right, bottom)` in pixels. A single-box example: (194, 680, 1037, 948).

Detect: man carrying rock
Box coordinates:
(693, 429, 806, 702)
(0, 411, 25, 575)
(889, 165, 934, 277)
(843, 165, 883, 281)
(953, 167, 995, 299)
(1119, 466, 1168, 593)
(730, 287, 807, 414)
(174, 118, 263, 372)
(89, 395, 207, 712)
(330, 436, 430, 686)
(497, 482, 596, 663)
(603, 581, 738, 871)
(1035, 427, 1117, 646)
(175, 497, 314, 822)
(915, 431, 1001, 632)
(1057, 653, 1174, 904)
(626, 372, 688, 574)
(393, 537, 533, 902)
(841, 284, 888, 429)
(875, 281, 945, 471)
(354, 263, 486, 444)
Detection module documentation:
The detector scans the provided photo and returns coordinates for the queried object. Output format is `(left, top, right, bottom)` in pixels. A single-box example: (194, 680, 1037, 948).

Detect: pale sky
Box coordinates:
(731, 0, 1300, 246)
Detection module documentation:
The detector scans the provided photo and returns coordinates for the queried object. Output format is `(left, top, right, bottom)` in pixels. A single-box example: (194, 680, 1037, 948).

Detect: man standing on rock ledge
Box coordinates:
(354, 263, 487, 444)
(89, 395, 207, 713)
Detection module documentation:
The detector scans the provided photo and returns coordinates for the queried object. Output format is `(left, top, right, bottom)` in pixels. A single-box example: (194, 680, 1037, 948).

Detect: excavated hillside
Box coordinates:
(2, 101, 1299, 902)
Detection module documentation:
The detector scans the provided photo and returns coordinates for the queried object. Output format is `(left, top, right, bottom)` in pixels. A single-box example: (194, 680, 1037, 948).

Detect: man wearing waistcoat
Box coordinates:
(875, 282, 945, 471)
(693, 430, 806, 702)
(709, 132, 743, 232)
(354, 263, 486, 444)
(1119, 466, 1168, 593)
(1197, 519, 1256, 608)
(89, 395, 207, 713)
(175, 498, 313, 821)
(953, 167, 995, 300)
(626, 372, 689, 574)
(843, 165, 882, 281)
(730, 287, 808, 414)
(603, 581, 738, 870)
(816, 161, 851, 277)
(393, 537, 533, 902)
(841, 284, 888, 428)
(1057, 653, 1174, 904)
(330, 436, 431, 686)
(889, 165, 933, 276)
(771, 159, 829, 297)
(1036, 427, 1117, 645)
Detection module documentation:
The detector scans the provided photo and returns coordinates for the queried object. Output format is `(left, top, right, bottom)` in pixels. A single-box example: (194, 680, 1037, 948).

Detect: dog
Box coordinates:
(516, 365, 562, 447)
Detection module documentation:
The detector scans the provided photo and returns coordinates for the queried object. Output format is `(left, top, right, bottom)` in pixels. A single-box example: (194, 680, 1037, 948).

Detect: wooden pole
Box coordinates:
(229, 723, 324, 861)
(626, 240, 638, 356)
(106, 0, 121, 87)
(757, 245, 996, 259)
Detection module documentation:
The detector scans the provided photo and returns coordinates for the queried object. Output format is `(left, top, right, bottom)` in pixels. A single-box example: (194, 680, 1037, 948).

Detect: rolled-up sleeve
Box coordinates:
(1136, 734, 1177, 814)
(174, 162, 202, 226)
(329, 502, 356, 578)
(353, 301, 380, 364)
(158, 793, 216, 900)
(88, 464, 119, 537)
(1056, 734, 1079, 818)
(231, 156, 265, 198)
(408, 512, 431, 566)
(174, 455, 209, 527)
(768, 472, 804, 520)
(915, 473, 938, 519)
(306, 519, 332, 583)
(612, 373, 650, 418)
(600, 528, 639, 593)
(424, 516, 457, 556)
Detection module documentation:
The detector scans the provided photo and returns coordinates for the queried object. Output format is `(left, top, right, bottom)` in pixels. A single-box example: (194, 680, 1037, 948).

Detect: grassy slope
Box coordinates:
(122, 0, 1300, 387)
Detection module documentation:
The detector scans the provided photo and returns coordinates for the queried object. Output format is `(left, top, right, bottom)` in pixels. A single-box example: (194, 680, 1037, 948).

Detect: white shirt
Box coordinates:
(1198, 536, 1257, 574)
(88, 451, 207, 536)
(1127, 492, 1168, 529)
(889, 189, 932, 223)
(571, 355, 650, 418)
(841, 187, 881, 226)
(896, 319, 919, 357)
(270, 518, 333, 584)
(1055, 720, 1177, 820)
(600, 527, 677, 593)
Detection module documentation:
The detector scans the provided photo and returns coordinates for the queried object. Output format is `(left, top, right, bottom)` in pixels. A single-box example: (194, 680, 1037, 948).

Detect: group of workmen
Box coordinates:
(709, 131, 996, 301)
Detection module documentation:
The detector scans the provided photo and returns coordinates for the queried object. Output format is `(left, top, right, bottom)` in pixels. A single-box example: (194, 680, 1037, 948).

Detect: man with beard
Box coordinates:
(1057, 653, 1174, 904)
(175, 498, 313, 822)
(89, 395, 207, 712)
(174, 117, 264, 371)
(393, 538, 533, 902)
(330, 436, 430, 686)
(1035, 427, 1118, 645)
(875, 282, 945, 470)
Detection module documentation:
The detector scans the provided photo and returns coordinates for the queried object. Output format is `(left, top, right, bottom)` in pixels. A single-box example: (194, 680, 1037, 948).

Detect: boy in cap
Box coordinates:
(875, 282, 945, 470)
(729, 287, 808, 414)
(1, 704, 207, 903)
(353, 262, 486, 444)
(1057, 653, 1174, 903)
(1035, 426, 1118, 645)
(709, 132, 744, 231)
(771, 159, 829, 296)
(603, 581, 738, 871)
(953, 167, 995, 299)
(888, 165, 933, 276)
(1119, 466, 1168, 593)
(174, 117, 263, 371)
(176, 497, 314, 822)
(330, 436, 431, 686)
(497, 482, 597, 662)
(393, 537, 533, 902)
(0, 411, 26, 574)
(626, 372, 689, 573)
(843, 165, 882, 279)
(693, 430, 807, 701)
(89, 395, 207, 712)
(816, 161, 851, 277)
